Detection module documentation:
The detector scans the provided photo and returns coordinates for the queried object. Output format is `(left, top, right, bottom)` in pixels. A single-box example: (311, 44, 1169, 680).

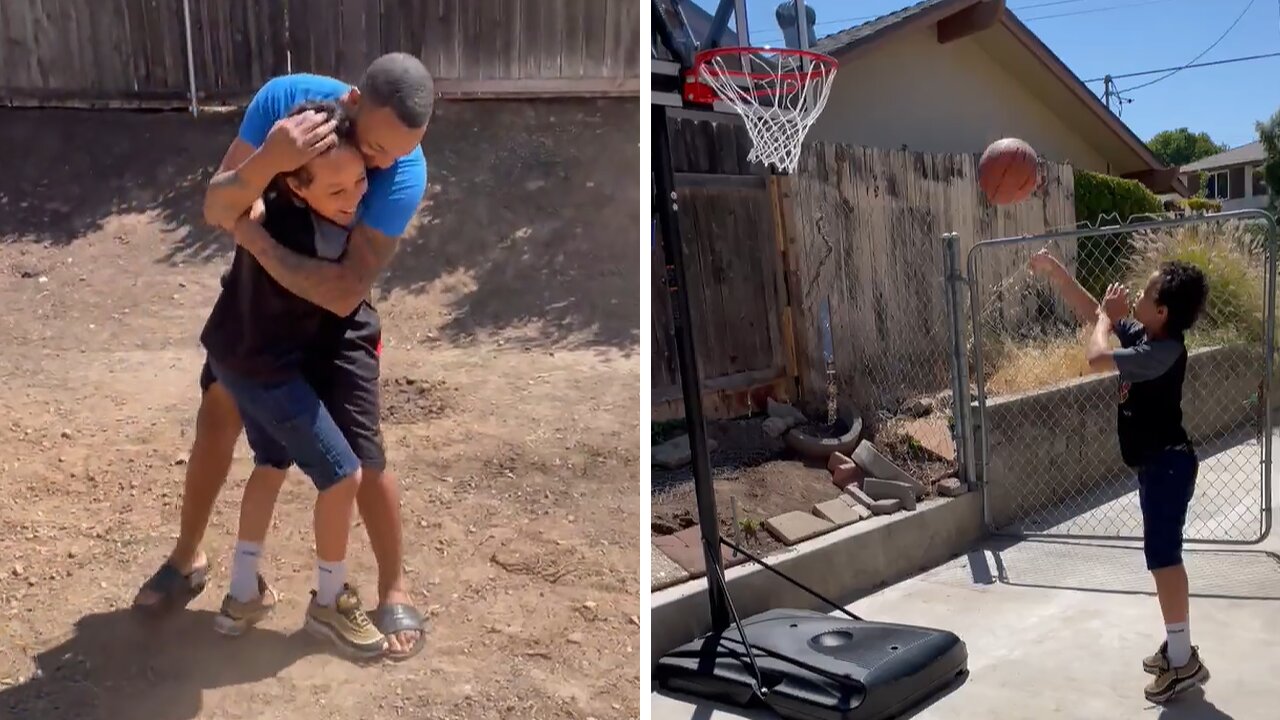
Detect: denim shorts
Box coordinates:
(201, 337, 385, 472)
(1136, 447, 1198, 571)
(207, 356, 360, 492)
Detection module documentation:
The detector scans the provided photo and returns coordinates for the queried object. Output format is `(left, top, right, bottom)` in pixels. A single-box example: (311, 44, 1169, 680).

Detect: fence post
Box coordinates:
(182, 0, 199, 117)
(942, 233, 977, 494)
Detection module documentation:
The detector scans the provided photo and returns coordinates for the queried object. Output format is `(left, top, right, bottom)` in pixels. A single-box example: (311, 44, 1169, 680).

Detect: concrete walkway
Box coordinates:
(652, 435, 1278, 719)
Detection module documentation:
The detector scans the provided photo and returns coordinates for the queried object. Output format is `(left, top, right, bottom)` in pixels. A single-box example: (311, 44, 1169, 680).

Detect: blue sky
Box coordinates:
(689, 0, 1280, 148)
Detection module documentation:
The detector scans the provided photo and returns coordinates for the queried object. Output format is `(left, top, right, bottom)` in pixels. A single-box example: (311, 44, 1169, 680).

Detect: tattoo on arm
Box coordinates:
(203, 143, 278, 231)
(234, 220, 398, 316)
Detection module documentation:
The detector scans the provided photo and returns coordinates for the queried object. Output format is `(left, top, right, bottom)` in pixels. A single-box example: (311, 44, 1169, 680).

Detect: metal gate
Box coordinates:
(964, 210, 1276, 543)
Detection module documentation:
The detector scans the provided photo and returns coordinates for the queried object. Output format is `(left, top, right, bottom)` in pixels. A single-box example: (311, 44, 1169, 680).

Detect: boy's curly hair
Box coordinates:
(1155, 260, 1208, 334)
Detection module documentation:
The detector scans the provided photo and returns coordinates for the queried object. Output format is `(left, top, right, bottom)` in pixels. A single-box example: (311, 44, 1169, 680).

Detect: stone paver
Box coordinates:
(937, 477, 968, 497)
(652, 434, 718, 469)
(863, 477, 917, 511)
(651, 541, 690, 590)
(852, 442, 924, 496)
(764, 511, 834, 545)
(652, 525, 746, 576)
(841, 484, 876, 509)
(902, 416, 956, 462)
(812, 495, 870, 526)
(867, 497, 902, 515)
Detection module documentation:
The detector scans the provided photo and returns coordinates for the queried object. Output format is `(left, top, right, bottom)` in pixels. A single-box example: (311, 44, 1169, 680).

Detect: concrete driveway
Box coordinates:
(652, 436, 1278, 719)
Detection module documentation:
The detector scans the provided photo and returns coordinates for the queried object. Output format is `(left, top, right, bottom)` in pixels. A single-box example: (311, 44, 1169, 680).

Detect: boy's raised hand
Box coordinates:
(1029, 249, 1063, 279)
(1101, 282, 1130, 324)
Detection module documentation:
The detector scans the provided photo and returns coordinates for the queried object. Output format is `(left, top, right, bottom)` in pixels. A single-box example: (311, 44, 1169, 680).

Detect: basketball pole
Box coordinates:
(652, 101, 732, 633)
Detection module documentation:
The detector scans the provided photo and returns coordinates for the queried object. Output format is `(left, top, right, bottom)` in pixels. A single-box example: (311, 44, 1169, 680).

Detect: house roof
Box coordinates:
(810, 0, 1183, 192)
(814, 0, 961, 56)
(1181, 141, 1266, 172)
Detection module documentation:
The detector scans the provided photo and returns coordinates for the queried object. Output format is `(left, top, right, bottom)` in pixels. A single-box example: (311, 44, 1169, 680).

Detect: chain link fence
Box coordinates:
(966, 210, 1276, 542)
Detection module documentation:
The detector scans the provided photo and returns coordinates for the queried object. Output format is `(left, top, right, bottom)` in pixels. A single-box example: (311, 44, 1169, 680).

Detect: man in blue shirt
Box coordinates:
(134, 53, 430, 660)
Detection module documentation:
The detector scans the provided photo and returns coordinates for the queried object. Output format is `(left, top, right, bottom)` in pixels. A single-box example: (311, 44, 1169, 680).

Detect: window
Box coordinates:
(1255, 167, 1270, 197)
(1205, 170, 1229, 200)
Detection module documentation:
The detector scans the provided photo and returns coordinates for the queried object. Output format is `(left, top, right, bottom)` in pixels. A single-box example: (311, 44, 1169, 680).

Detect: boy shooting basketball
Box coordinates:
(1030, 249, 1210, 703)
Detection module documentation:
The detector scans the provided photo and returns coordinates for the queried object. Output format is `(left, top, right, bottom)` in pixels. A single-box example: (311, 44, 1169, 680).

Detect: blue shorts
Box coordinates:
(207, 357, 360, 492)
(1136, 447, 1198, 571)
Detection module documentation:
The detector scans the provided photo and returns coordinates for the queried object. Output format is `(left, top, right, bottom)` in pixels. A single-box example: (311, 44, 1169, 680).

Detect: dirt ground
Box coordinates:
(651, 460, 838, 558)
(0, 101, 639, 720)
(650, 415, 957, 560)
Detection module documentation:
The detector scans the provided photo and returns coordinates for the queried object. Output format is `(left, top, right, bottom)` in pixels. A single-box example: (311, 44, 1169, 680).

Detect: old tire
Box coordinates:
(783, 404, 863, 462)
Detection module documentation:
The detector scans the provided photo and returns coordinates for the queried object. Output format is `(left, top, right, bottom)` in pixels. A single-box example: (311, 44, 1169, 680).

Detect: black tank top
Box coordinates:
(200, 189, 358, 381)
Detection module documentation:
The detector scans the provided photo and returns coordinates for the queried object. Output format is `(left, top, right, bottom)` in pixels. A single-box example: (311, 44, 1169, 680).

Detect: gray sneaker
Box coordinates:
(213, 575, 278, 637)
(1144, 646, 1210, 704)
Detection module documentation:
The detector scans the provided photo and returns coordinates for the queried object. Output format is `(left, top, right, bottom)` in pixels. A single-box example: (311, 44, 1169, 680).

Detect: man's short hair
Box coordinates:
(360, 52, 435, 129)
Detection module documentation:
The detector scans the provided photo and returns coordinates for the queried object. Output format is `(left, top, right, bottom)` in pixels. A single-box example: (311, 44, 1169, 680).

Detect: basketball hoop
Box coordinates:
(686, 47, 837, 174)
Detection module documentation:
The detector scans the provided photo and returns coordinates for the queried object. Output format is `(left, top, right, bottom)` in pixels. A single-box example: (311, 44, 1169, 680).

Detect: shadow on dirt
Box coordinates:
(0, 98, 639, 350)
(0, 609, 314, 720)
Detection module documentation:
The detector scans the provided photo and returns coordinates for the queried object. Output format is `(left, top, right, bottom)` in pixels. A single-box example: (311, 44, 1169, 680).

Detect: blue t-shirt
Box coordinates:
(238, 73, 427, 238)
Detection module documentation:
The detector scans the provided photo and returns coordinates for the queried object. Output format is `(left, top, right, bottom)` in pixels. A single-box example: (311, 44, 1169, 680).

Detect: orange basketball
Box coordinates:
(978, 138, 1039, 205)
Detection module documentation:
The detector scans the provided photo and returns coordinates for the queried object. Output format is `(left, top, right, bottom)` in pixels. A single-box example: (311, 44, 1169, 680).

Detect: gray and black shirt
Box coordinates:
(1111, 318, 1191, 467)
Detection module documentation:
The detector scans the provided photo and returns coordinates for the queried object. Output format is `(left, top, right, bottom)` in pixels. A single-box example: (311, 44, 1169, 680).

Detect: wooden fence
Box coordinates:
(651, 112, 796, 421)
(785, 142, 1077, 413)
(0, 0, 640, 108)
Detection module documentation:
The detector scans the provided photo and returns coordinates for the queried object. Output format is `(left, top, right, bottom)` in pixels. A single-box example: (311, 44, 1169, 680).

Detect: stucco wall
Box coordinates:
(811, 24, 1109, 173)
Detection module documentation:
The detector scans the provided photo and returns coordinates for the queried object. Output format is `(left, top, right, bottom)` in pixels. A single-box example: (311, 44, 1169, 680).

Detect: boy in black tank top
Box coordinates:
(199, 101, 387, 658)
(1032, 251, 1209, 703)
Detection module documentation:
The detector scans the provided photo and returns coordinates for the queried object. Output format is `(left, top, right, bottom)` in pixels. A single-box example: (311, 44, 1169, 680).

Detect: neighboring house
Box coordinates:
(804, 0, 1184, 195)
(1179, 142, 1270, 212)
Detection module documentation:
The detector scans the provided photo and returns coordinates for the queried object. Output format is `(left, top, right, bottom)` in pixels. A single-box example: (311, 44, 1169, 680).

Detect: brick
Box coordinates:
(764, 511, 835, 545)
(652, 525, 746, 577)
(863, 477, 917, 511)
(812, 496, 870, 526)
(852, 442, 925, 497)
(902, 416, 956, 462)
(868, 498, 902, 515)
(831, 460, 865, 489)
(937, 477, 969, 497)
(827, 452, 853, 472)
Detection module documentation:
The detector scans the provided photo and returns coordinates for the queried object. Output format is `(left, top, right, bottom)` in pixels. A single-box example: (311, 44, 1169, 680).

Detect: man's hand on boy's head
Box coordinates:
(1101, 282, 1130, 324)
(260, 111, 338, 172)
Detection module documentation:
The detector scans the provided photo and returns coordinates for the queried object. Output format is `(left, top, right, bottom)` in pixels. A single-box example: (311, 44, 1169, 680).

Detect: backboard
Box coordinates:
(651, 0, 818, 110)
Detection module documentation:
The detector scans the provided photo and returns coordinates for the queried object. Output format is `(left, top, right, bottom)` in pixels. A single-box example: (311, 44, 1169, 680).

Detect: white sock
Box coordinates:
(229, 541, 263, 603)
(316, 559, 346, 607)
(1165, 621, 1191, 666)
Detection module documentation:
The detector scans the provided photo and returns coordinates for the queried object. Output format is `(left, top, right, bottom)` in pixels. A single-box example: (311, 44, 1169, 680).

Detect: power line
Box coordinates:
(1118, 0, 1259, 92)
(1021, 0, 1187, 22)
(751, 0, 1188, 44)
(1083, 51, 1280, 83)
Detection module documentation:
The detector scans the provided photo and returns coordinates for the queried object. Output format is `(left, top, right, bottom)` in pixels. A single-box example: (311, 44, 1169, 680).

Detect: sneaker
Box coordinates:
(304, 584, 387, 659)
(213, 575, 278, 637)
(1142, 641, 1168, 675)
(1144, 646, 1210, 704)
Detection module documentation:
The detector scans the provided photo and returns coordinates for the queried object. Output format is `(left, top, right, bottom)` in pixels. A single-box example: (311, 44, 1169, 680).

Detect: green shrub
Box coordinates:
(1183, 197, 1222, 214)
(1075, 170, 1164, 222)
(1125, 221, 1266, 346)
(1073, 170, 1165, 299)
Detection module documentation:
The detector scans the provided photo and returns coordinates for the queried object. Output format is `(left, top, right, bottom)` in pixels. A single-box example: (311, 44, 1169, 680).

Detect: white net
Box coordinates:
(696, 49, 837, 173)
